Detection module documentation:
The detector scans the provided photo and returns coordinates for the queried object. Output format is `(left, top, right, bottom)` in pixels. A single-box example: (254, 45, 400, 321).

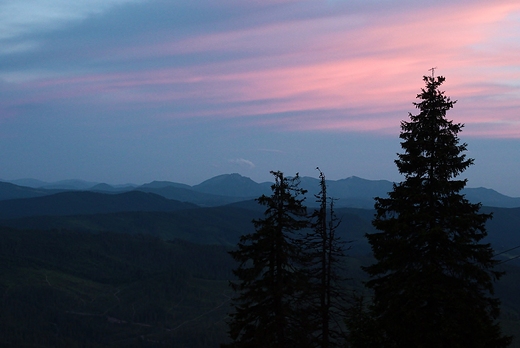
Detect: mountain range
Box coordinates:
(2, 173, 520, 346)
(2, 173, 520, 208)
(0, 173, 519, 259)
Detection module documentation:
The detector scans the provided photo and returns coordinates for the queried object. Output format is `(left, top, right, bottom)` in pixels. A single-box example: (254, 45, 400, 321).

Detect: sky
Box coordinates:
(1, 0, 520, 196)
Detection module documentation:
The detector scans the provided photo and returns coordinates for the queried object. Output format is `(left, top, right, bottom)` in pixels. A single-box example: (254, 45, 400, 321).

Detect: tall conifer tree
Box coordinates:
(363, 75, 511, 347)
(302, 168, 348, 347)
(223, 171, 310, 348)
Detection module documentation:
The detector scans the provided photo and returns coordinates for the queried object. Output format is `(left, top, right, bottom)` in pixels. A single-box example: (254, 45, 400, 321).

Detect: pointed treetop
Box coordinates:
(428, 67, 437, 78)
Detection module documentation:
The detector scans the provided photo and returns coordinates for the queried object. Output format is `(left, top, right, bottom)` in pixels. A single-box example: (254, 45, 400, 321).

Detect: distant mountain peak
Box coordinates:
(200, 173, 246, 181)
(196, 173, 254, 186)
(90, 183, 118, 192)
(2, 174, 519, 208)
(193, 173, 269, 197)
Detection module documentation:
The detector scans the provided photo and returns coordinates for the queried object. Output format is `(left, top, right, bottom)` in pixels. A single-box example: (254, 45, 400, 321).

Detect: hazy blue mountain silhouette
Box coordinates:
(5, 178, 50, 188)
(33, 179, 100, 190)
(139, 180, 192, 190)
(6, 178, 137, 191)
(302, 176, 520, 208)
(0, 181, 62, 200)
(139, 187, 248, 207)
(463, 187, 520, 208)
(89, 183, 123, 192)
(192, 173, 272, 197)
(2, 173, 520, 208)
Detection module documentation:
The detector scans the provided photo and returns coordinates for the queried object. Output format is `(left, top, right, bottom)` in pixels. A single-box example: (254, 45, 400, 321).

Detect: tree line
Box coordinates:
(222, 75, 512, 347)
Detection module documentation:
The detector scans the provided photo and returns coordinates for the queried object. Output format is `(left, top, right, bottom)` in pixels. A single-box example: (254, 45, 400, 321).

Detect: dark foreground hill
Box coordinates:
(1, 203, 518, 260)
(136, 186, 248, 207)
(1, 226, 520, 347)
(0, 191, 197, 219)
(1, 176, 520, 347)
(0, 204, 377, 254)
(0, 206, 257, 246)
(0, 228, 234, 347)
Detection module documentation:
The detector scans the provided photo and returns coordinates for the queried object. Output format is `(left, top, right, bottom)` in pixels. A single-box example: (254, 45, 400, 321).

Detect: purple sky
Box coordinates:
(1, 0, 520, 196)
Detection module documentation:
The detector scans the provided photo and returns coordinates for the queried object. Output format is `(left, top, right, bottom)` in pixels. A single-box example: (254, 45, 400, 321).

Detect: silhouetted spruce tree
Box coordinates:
(301, 168, 349, 348)
(223, 171, 311, 348)
(362, 75, 511, 347)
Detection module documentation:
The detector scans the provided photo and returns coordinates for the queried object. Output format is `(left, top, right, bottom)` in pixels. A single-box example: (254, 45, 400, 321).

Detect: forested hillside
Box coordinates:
(1, 176, 520, 346)
(0, 228, 234, 347)
(1, 224, 519, 347)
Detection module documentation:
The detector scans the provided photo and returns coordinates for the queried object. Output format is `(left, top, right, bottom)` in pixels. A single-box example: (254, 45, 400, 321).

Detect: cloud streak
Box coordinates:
(229, 158, 255, 169)
(1, 0, 520, 194)
(2, 0, 518, 136)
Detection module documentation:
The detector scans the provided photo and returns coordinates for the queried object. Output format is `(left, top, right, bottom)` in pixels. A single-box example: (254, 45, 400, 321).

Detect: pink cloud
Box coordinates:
(5, 0, 520, 137)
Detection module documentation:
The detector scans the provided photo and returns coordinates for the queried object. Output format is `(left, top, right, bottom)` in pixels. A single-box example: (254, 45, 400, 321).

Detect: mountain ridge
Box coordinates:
(0, 191, 197, 219)
(2, 173, 520, 208)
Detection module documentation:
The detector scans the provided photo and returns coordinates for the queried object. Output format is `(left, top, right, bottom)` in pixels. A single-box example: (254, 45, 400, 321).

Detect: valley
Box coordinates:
(1, 173, 519, 347)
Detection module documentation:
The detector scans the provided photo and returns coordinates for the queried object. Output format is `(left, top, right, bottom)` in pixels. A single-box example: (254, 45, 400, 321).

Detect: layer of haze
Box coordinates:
(1, 0, 520, 196)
